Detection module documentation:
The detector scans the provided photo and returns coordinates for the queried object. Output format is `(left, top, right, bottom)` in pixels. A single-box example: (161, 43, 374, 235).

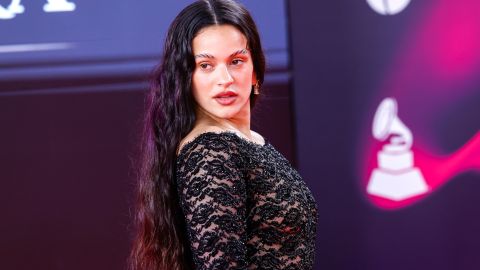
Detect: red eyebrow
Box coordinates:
(229, 49, 248, 57)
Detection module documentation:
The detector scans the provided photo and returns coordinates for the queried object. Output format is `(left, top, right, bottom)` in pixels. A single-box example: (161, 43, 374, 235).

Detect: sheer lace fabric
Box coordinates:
(176, 132, 317, 270)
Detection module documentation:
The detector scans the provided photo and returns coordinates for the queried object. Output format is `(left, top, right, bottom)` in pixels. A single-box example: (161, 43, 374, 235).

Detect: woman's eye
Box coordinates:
(231, 59, 244, 65)
(199, 63, 212, 70)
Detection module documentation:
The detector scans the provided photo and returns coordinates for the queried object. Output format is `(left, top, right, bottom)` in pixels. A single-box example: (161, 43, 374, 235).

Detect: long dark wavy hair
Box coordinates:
(129, 1, 265, 269)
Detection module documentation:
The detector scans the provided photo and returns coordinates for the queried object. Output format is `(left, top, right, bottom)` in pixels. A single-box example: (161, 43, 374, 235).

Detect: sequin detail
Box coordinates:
(176, 132, 318, 270)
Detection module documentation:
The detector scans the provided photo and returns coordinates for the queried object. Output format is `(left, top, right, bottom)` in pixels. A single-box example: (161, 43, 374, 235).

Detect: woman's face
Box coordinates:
(191, 24, 256, 120)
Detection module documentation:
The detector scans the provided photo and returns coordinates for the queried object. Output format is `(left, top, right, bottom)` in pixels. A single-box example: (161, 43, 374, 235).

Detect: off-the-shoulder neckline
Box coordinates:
(177, 131, 268, 158)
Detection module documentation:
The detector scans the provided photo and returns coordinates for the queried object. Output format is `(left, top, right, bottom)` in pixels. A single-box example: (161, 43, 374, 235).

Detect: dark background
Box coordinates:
(1, 0, 480, 269)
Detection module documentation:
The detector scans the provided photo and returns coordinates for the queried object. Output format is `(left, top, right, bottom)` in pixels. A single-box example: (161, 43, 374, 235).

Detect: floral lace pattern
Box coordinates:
(176, 132, 317, 270)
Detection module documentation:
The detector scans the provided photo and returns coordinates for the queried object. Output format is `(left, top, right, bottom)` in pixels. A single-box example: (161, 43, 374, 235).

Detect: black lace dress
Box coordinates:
(176, 132, 318, 270)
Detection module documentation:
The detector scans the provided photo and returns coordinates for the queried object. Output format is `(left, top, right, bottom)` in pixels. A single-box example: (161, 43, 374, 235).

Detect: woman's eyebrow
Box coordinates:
(194, 53, 214, 59)
(229, 49, 248, 57)
(194, 49, 248, 59)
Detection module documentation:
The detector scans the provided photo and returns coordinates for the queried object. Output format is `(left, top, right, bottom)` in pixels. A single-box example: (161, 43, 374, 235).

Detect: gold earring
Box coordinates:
(254, 82, 260, 95)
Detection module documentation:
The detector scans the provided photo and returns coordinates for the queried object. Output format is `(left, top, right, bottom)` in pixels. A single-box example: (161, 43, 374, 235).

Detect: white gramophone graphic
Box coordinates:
(367, 97, 429, 201)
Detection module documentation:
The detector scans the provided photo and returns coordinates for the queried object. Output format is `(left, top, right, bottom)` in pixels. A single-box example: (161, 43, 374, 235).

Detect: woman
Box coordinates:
(130, 1, 318, 269)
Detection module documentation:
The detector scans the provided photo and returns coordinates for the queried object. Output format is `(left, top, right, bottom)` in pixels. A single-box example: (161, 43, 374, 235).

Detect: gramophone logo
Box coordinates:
(365, 97, 480, 209)
(367, 98, 428, 201)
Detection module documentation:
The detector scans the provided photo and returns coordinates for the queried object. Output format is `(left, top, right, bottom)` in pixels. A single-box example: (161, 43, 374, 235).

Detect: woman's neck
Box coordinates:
(195, 107, 252, 139)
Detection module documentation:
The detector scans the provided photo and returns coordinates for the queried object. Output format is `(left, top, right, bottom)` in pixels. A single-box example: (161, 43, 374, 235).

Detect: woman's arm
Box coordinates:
(177, 142, 247, 270)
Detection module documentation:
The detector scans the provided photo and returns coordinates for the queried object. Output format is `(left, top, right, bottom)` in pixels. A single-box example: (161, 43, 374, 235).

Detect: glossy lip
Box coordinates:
(214, 90, 238, 105)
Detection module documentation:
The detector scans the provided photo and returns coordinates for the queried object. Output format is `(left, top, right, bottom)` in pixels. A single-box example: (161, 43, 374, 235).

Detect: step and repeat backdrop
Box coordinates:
(5, 0, 479, 269)
(290, 0, 480, 269)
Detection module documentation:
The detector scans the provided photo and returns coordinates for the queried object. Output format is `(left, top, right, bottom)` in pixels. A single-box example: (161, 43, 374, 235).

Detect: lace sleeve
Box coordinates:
(176, 138, 248, 270)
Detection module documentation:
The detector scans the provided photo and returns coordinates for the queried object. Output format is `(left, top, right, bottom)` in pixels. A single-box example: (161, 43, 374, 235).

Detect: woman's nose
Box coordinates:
(217, 65, 234, 86)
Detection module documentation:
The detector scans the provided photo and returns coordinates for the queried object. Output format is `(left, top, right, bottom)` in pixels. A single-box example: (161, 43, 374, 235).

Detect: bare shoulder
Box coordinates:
(177, 127, 266, 155)
(250, 130, 266, 146)
(177, 126, 225, 154)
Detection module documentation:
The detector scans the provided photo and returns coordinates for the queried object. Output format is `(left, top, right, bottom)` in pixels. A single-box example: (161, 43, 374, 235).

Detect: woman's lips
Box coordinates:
(214, 91, 237, 105)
